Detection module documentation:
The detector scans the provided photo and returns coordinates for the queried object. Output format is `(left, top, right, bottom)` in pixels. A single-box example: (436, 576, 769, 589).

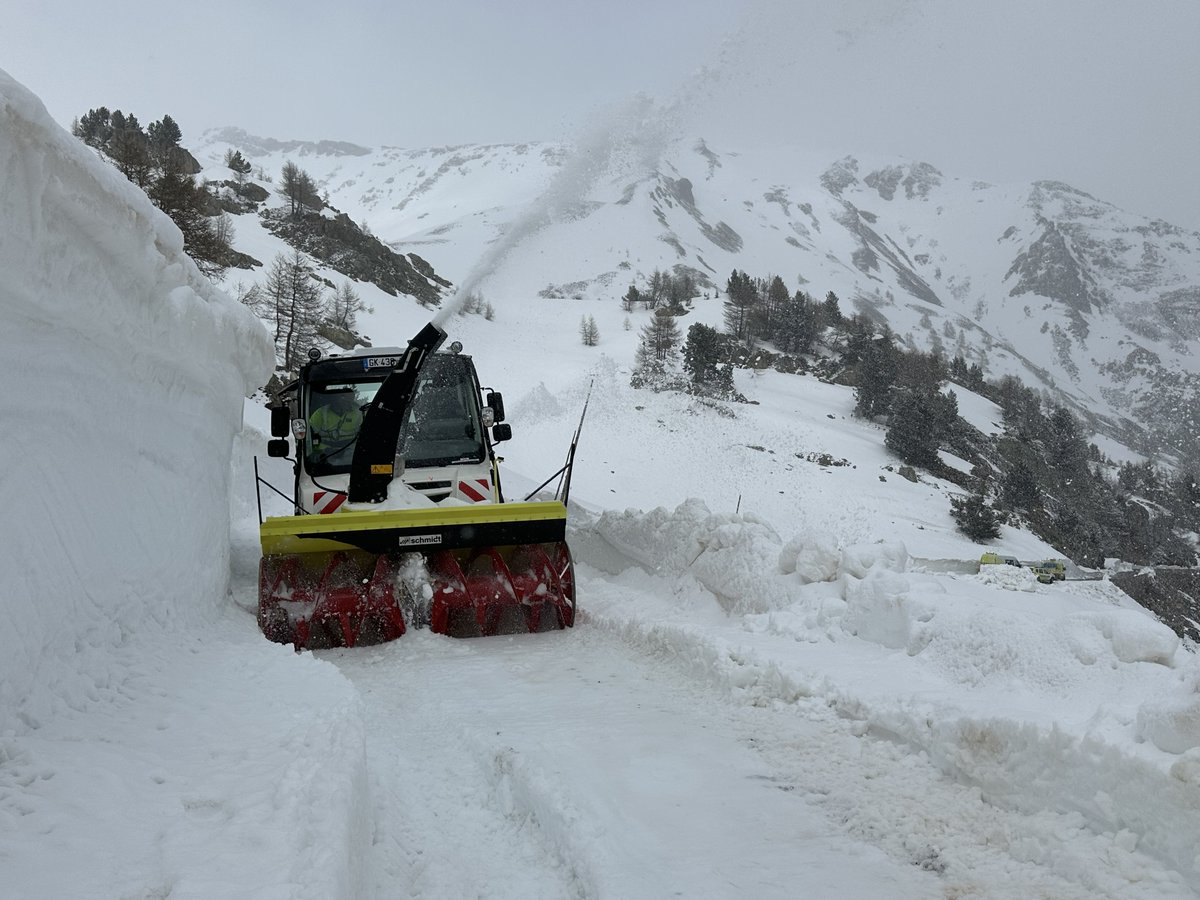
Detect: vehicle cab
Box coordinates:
(269, 344, 510, 514)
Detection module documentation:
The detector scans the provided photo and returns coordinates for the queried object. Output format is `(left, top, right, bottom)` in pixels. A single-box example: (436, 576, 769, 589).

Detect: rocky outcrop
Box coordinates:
(1111, 568, 1200, 642)
(261, 208, 449, 305)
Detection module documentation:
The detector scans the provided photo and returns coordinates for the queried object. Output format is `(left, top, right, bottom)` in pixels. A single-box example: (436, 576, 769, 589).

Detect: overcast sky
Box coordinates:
(5, 0, 1199, 229)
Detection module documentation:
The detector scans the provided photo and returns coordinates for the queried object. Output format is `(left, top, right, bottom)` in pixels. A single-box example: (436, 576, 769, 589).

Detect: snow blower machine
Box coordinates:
(254, 322, 578, 649)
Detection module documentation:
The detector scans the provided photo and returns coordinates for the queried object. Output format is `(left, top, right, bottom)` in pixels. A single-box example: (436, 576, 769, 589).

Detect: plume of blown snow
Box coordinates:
(434, 93, 684, 324)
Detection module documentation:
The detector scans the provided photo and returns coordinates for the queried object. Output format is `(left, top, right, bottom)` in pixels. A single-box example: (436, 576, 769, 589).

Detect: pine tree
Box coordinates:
(723, 270, 757, 344)
(683, 322, 733, 397)
(1000, 460, 1041, 511)
(822, 291, 843, 326)
(683, 322, 720, 384)
(950, 490, 1002, 541)
(642, 309, 680, 360)
(853, 333, 899, 418)
(964, 362, 984, 391)
(1046, 405, 1089, 480)
(580, 315, 599, 346)
(748, 275, 787, 344)
(224, 148, 253, 184)
(146, 114, 182, 151)
(147, 150, 229, 278)
(109, 113, 152, 187)
(884, 386, 944, 467)
(621, 284, 642, 312)
(634, 309, 681, 387)
(841, 314, 876, 368)
(775, 290, 816, 355)
(74, 107, 114, 149)
(950, 354, 970, 384)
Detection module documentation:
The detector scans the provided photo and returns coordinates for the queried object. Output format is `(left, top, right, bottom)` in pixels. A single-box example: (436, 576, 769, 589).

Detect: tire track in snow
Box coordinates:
(326, 627, 937, 899)
(327, 633, 587, 900)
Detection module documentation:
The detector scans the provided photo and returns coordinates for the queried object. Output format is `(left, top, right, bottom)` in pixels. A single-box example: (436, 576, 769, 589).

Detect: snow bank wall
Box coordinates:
(0, 70, 274, 718)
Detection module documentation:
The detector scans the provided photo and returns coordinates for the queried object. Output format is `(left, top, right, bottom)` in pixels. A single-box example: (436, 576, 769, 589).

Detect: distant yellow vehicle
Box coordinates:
(1035, 559, 1066, 581)
(980, 552, 1022, 568)
(1029, 564, 1057, 584)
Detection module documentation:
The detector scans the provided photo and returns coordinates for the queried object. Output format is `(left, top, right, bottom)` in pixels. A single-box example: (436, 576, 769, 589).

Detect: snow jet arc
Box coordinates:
(432, 94, 679, 328)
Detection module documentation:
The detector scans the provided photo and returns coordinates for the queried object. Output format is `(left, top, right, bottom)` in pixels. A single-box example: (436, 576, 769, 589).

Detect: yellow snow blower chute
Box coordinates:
(254, 322, 579, 648)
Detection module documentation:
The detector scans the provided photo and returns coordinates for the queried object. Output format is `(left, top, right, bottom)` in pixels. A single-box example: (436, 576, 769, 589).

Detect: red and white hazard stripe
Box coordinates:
(313, 491, 347, 514)
(457, 479, 491, 503)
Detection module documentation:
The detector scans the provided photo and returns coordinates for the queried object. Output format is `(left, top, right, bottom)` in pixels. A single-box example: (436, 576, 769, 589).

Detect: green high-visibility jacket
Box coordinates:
(309, 405, 362, 447)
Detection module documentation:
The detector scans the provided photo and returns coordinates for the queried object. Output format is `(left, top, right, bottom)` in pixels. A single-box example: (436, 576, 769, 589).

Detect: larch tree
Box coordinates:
(264, 251, 329, 372)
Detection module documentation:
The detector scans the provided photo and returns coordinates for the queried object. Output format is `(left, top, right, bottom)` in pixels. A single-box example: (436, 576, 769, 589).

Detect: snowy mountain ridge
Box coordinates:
(199, 127, 1200, 464)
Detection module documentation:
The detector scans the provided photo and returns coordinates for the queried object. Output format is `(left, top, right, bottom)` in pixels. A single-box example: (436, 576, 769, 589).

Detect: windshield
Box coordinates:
(304, 355, 485, 476)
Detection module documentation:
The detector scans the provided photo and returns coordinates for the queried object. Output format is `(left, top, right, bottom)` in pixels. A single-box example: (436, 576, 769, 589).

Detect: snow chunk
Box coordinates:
(593, 499, 801, 614)
(595, 499, 711, 574)
(779, 534, 840, 584)
(841, 570, 938, 650)
(1139, 684, 1200, 754)
(1169, 748, 1200, 783)
(838, 540, 908, 579)
(1061, 610, 1178, 667)
(691, 517, 789, 615)
(977, 564, 1040, 592)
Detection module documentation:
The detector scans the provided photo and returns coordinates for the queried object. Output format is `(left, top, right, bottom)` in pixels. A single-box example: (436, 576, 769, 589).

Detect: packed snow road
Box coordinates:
(332, 624, 932, 899)
(318, 564, 1192, 899)
(334, 626, 935, 897)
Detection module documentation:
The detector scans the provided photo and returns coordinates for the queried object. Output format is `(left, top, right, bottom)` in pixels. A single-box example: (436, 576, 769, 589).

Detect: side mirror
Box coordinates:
(270, 405, 290, 438)
(267, 439, 290, 458)
(491, 423, 512, 443)
(486, 391, 505, 423)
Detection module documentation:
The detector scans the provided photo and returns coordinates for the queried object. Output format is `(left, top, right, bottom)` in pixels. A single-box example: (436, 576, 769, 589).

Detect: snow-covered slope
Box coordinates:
(197, 128, 1200, 463)
(6, 69, 1200, 898)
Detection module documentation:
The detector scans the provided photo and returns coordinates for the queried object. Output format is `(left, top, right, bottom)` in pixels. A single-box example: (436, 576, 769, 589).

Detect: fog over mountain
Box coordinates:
(6, 1, 1199, 229)
(198, 126, 1200, 466)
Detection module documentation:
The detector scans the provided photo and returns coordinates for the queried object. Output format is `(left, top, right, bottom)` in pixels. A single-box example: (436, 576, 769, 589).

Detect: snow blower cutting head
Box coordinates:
(254, 321, 577, 649)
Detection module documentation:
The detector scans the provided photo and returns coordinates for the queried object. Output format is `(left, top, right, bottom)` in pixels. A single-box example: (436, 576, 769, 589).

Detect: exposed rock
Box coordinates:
(820, 156, 860, 195)
(1005, 218, 1098, 330)
(1111, 567, 1200, 643)
(261, 208, 449, 306)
